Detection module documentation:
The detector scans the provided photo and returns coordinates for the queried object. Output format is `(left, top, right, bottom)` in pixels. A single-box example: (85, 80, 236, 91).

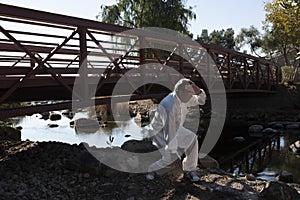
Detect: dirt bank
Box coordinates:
(0, 140, 299, 200)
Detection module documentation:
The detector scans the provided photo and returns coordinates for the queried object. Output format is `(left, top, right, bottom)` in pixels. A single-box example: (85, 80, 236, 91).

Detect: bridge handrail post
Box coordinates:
(77, 26, 89, 103)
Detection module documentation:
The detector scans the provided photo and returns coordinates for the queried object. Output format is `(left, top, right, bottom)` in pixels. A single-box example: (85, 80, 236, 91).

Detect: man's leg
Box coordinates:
(177, 126, 200, 181)
(147, 148, 178, 173)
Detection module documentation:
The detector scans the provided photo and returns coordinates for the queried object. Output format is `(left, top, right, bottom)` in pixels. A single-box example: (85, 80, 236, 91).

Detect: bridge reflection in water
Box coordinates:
(0, 3, 279, 119)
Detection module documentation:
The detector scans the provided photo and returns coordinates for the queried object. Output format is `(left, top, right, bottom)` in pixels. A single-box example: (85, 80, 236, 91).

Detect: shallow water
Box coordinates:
(256, 131, 300, 183)
(17, 111, 144, 148)
(217, 131, 300, 183)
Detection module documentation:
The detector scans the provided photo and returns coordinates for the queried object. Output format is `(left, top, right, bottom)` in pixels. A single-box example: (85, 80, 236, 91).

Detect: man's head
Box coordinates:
(174, 78, 195, 103)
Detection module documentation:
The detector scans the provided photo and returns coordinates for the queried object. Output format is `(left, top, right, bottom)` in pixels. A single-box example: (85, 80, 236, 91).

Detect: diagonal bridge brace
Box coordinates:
(0, 26, 82, 104)
(87, 30, 143, 97)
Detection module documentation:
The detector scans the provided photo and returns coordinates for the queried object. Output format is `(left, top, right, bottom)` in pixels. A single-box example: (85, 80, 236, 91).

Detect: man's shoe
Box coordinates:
(185, 171, 200, 182)
(146, 172, 155, 180)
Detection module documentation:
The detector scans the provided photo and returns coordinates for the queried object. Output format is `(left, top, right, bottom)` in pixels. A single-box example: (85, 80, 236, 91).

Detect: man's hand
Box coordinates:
(185, 82, 201, 95)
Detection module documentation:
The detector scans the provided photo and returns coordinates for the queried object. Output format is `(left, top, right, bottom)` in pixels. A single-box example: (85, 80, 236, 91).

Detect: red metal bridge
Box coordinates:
(0, 4, 279, 119)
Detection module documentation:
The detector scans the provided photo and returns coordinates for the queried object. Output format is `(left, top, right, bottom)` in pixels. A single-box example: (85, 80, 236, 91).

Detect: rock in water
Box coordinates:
(75, 118, 99, 133)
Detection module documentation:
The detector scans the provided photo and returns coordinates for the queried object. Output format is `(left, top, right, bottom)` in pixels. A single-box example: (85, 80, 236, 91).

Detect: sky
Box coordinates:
(0, 0, 266, 38)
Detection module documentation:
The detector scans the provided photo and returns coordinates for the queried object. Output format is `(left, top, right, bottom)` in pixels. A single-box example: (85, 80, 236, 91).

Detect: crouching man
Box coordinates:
(142, 78, 206, 182)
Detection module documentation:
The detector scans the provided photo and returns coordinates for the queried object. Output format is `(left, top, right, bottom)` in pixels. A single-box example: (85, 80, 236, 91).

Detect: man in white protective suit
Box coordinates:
(143, 78, 206, 182)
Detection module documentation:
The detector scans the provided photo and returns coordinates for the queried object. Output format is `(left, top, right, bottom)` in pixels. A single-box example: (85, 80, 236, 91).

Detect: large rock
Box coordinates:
(248, 125, 264, 137)
(275, 171, 293, 183)
(233, 136, 246, 143)
(49, 113, 62, 121)
(121, 139, 158, 153)
(0, 127, 21, 141)
(262, 128, 279, 135)
(260, 181, 300, 200)
(286, 124, 299, 130)
(75, 118, 99, 133)
(199, 155, 219, 169)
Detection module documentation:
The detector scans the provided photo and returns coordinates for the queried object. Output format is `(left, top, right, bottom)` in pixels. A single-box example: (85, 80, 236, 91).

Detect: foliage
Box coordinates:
(281, 65, 300, 82)
(235, 26, 264, 56)
(97, 0, 196, 35)
(263, 0, 300, 66)
(196, 28, 235, 50)
(281, 66, 295, 82)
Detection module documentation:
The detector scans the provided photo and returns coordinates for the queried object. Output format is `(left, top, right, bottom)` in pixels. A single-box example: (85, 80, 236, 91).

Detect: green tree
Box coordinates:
(264, 0, 300, 66)
(98, 0, 196, 34)
(235, 26, 264, 56)
(196, 28, 235, 50)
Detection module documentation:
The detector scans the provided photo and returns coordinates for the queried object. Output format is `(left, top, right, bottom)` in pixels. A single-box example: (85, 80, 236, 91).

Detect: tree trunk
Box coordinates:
(283, 47, 291, 66)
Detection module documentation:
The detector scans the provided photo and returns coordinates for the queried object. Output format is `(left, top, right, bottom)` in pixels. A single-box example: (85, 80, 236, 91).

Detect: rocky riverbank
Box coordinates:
(0, 139, 300, 200)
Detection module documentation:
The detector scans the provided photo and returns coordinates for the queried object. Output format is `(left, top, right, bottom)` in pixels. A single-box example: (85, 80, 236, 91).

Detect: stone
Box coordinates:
(271, 123, 284, 130)
(275, 171, 293, 183)
(262, 128, 278, 134)
(248, 125, 264, 136)
(286, 124, 299, 130)
(121, 139, 158, 153)
(40, 112, 50, 120)
(49, 113, 62, 121)
(0, 127, 21, 141)
(245, 174, 256, 181)
(62, 110, 74, 119)
(233, 136, 246, 143)
(48, 124, 59, 128)
(260, 181, 300, 200)
(249, 124, 264, 133)
(75, 118, 99, 133)
(199, 155, 219, 169)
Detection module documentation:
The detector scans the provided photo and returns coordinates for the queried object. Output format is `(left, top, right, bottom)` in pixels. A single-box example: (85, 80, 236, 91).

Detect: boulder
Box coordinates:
(249, 125, 264, 133)
(0, 127, 21, 141)
(262, 128, 279, 134)
(121, 139, 158, 153)
(286, 124, 299, 130)
(275, 171, 293, 183)
(260, 181, 300, 200)
(75, 118, 99, 133)
(199, 155, 219, 169)
(49, 113, 62, 121)
(271, 123, 284, 130)
(245, 174, 257, 181)
(40, 112, 50, 120)
(248, 125, 264, 137)
(62, 110, 74, 119)
(233, 136, 246, 143)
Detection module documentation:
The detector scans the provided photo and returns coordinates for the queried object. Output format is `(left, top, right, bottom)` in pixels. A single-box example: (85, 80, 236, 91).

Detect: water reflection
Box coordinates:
(218, 131, 300, 183)
(18, 111, 143, 148)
